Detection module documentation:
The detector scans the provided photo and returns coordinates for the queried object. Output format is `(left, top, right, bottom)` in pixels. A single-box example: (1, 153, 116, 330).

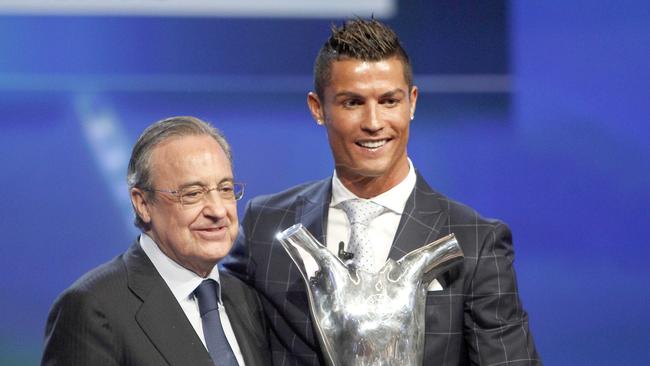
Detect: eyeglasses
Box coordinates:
(145, 182, 244, 206)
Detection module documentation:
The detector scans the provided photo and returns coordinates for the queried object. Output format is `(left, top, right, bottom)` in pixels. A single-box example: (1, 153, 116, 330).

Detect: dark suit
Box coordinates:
(225, 172, 540, 365)
(42, 240, 271, 366)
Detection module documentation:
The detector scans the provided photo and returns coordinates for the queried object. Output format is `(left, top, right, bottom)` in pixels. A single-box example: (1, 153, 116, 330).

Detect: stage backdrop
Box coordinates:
(0, 1, 648, 365)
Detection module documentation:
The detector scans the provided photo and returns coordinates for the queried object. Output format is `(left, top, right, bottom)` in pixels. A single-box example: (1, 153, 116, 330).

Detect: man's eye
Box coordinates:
(219, 186, 234, 193)
(381, 98, 399, 106)
(182, 189, 203, 198)
(343, 99, 362, 108)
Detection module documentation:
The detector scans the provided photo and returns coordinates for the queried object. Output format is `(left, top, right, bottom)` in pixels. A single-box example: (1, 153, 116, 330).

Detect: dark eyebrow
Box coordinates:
(379, 89, 406, 98)
(333, 91, 364, 99)
(333, 89, 406, 100)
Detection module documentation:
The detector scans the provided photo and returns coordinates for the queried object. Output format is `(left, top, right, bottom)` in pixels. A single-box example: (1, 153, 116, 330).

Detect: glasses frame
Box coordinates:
(144, 182, 245, 206)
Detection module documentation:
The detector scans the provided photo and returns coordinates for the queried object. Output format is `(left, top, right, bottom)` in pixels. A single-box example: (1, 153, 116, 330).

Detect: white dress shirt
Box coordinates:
(139, 234, 246, 366)
(326, 158, 417, 272)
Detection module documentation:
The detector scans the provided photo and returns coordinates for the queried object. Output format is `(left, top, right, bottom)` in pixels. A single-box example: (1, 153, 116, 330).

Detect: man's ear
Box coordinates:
(130, 187, 151, 225)
(409, 85, 419, 120)
(307, 92, 325, 125)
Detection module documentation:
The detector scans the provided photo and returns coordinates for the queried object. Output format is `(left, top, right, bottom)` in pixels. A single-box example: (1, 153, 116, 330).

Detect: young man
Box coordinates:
(43, 116, 270, 366)
(226, 19, 540, 365)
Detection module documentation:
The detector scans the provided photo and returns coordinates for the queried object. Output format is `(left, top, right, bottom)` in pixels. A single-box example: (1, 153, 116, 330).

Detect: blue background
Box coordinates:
(1, 1, 648, 365)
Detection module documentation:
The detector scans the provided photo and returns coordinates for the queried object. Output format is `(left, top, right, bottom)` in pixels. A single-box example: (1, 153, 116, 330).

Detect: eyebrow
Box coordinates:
(177, 177, 234, 190)
(379, 89, 406, 98)
(333, 91, 363, 99)
(333, 88, 406, 99)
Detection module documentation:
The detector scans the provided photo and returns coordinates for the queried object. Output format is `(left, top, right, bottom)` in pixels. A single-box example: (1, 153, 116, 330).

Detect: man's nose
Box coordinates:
(201, 190, 228, 218)
(361, 103, 384, 132)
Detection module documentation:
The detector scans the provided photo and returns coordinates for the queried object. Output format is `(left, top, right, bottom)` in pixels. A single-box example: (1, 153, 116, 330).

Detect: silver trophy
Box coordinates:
(276, 223, 463, 366)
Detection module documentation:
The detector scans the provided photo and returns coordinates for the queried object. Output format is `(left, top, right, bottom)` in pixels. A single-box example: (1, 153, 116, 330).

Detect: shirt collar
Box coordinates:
(139, 233, 222, 303)
(330, 158, 416, 214)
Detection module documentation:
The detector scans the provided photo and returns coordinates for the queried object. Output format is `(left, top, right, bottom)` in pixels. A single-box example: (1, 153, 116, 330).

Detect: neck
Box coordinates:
(337, 160, 410, 199)
(146, 230, 215, 278)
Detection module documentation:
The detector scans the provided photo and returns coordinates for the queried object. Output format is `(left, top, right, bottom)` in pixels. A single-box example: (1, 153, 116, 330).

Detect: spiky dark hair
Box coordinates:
(313, 18, 413, 98)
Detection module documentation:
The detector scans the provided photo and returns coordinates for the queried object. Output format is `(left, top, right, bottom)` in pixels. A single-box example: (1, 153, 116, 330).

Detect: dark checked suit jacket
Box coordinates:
(42, 240, 271, 366)
(224, 171, 540, 366)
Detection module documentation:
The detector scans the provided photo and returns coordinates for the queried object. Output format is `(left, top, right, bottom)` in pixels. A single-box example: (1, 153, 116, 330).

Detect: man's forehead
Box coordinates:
(331, 56, 404, 68)
(149, 136, 232, 180)
(325, 58, 409, 92)
(330, 56, 405, 75)
(333, 58, 396, 70)
(152, 135, 225, 159)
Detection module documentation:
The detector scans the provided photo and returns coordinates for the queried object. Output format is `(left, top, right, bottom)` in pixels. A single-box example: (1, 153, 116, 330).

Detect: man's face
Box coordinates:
(308, 57, 417, 196)
(131, 135, 238, 276)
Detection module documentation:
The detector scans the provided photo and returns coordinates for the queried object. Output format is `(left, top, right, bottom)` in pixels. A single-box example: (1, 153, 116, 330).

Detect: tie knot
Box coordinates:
(339, 199, 385, 226)
(194, 279, 220, 316)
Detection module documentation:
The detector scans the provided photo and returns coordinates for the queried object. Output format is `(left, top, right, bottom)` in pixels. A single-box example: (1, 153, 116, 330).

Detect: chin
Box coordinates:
(357, 156, 405, 176)
(197, 242, 231, 257)
(353, 165, 392, 178)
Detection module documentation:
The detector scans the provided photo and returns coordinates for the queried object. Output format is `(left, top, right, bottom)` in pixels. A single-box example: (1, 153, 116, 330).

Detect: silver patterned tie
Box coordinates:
(339, 199, 385, 273)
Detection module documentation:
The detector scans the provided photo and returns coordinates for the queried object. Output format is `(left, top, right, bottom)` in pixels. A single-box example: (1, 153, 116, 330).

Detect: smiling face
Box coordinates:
(130, 135, 238, 277)
(308, 57, 418, 198)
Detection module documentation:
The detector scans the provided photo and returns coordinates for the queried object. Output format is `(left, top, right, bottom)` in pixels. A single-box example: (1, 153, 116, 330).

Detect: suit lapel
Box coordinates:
(288, 174, 447, 264)
(124, 242, 213, 366)
(285, 179, 331, 347)
(294, 178, 332, 245)
(288, 174, 447, 271)
(388, 172, 448, 261)
(221, 273, 266, 366)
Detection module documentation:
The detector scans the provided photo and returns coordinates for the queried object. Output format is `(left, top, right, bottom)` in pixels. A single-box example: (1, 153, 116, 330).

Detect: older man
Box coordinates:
(42, 116, 270, 366)
(226, 19, 540, 365)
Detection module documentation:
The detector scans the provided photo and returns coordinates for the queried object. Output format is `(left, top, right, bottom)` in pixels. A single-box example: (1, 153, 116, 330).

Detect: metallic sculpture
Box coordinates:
(276, 223, 464, 366)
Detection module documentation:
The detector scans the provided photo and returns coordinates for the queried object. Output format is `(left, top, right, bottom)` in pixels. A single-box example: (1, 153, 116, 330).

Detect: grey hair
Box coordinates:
(127, 116, 232, 230)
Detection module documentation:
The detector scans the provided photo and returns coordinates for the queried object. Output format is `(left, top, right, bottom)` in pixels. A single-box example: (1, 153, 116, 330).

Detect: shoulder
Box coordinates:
(247, 178, 330, 208)
(244, 178, 330, 213)
(442, 193, 504, 229)
(415, 172, 505, 229)
(220, 270, 258, 302)
(63, 254, 127, 299)
(45, 253, 127, 333)
(43, 253, 132, 364)
(48, 253, 130, 317)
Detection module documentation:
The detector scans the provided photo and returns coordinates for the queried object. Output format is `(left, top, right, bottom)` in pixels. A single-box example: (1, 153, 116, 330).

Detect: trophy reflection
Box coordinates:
(276, 223, 463, 366)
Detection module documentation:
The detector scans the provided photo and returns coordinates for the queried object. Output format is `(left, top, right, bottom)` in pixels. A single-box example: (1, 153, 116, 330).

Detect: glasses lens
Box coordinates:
(180, 186, 205, 205)
(177, 183, 244, 205)
(234, 183, 244, 200)
(216, 182, 243, 201)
